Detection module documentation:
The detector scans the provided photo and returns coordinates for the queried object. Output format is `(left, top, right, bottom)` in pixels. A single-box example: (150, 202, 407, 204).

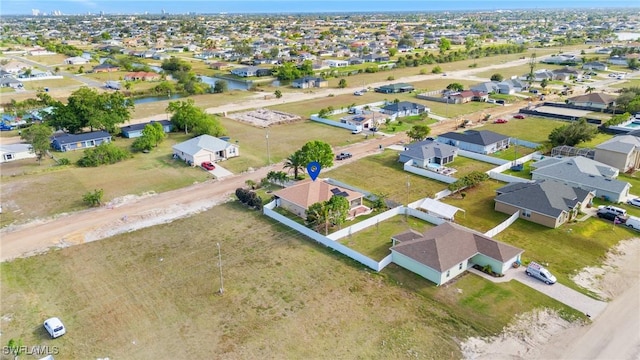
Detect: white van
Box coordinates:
(43, 317, 66, 338)
(625, 215, 640, 231)
(526, 262, 557, 285)
(599, 205, 627, 218)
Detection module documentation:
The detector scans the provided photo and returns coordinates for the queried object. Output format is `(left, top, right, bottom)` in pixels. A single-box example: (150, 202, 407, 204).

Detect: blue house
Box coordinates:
(436, 130, 509, 155)
(120, 120, 173, 138)
(51, 131, 112, 152)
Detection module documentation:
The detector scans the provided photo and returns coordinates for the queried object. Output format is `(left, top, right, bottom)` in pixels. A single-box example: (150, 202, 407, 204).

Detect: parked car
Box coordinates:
(351, 128, 362, 134)
(596, 209, 626, 223)
(513, 114, 526, 119)
(625, 216, 640, 231)
(44, 317, 66, 339)
(627, 198, 640, 208)
(493, 118, 508, 124)
(201, 161, 215, 171)
(598, 205, 627, 218)
(353, 91, 363, 96)
(526, 262, 557, 285)
(336, 152, 353, 160)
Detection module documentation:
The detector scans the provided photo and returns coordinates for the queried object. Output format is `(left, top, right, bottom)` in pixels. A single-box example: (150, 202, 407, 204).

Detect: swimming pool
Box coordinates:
(626, 121, 640, 129)
(427, 163, 442, 169)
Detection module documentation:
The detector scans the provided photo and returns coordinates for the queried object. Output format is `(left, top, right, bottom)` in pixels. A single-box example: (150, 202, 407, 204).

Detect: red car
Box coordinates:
(493, 118, 508, 124)
(201, 161, 215, 171)
(513, 114, 526, 119)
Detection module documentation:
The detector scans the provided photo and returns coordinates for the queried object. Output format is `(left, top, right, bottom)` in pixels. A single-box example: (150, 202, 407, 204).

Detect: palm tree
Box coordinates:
(586, 86, 595, 94)
(283, 150, 305, 179)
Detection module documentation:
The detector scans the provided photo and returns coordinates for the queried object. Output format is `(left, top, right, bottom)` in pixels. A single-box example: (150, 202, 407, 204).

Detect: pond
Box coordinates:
(199, 76, 251, 91)
(131, 93, 186, 105)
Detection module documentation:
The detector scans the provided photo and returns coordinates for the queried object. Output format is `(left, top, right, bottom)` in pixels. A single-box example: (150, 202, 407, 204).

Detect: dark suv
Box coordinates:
(596, 210, 626, 223)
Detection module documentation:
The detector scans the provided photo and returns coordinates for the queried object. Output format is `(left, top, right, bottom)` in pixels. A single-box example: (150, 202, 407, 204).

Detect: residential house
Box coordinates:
(566, 92, 616, 110)
(291, 76, 329, 89)
(530, 156, 631, 202)
(348, 57, 365, 65)
(92, 63, 120, 73)
(51, 131, 112, 152)
(1, 61, 31, 74)
(594, 134, 640, 173)
(64, 56, 89, 65)
(231, 66, 272, 77)
(324, 60, 349, 68)
(582, 61, 608, 71)
(120, 120, 173, 138)
(123, 72, 161, 81)
(449, 90, 488, 103)
(374, 83, 414, 94)
(436, 130, 510, 154)
(494, 180, 595, 228)
(541, 54, 580, 65)
(381, 101, 428, 117)
(273, 179, 366, 219)
(209, 62, 233, 71)
(341, 112, 383, 130)
(390, 222, 523, 286)
(0, 78, 24, 89)
(552, 67, 580, 81)
(172, 134, 239, 166)
(398, 140, 458, 167)
(0, 143, 36, 163)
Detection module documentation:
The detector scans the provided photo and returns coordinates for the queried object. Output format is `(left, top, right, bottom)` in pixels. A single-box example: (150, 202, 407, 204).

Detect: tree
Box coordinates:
(540, 78, 549, 90)
(528, 53, 537, 81)
(20, 123, 52, 164)
(407, 124, 431, 142)
(77, 143, 131, 167)
(213, 80, 228, 93)
(585, 86, 595, 94)
(166, 99, 225, 136)
(431, 65, 443, 74)
(299, 140, 334, 169)
(274, 89, 282, 98)
(548, 118, 597, 147)
(132, 122, 166, 151)
(490, 73, 504, 82)
(327, 195, 349, 229)
(464, 36, 476, 51)
(338, 79, 347, 88)
(628, 58, 639, 70)
(6, 338, 24, 359)
(48, 87, 132, 134)
(446, 82, 464, 91)
(283, 150, 306, 179)
(388, 48, 398, 57)
(83, 189, 104, 207)
(306, 195, 350, 234)
(438, 37, 451, 53)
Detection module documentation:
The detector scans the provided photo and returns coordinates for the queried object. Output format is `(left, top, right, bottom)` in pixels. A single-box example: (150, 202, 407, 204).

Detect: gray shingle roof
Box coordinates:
(52, 131, 111, 145)
(401, 141, 457, 161)
(495, 180, 592, 217)
(172, 134, 234, 156)
(438, 130, 509, 146)
(391, 222, 523, 272)
(382, 101, 425, 112)
(531, 157, 628, 193)
(596, 135, 640, 154)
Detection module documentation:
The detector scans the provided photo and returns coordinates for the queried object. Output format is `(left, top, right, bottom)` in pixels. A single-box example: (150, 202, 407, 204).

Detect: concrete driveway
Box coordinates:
(470, 267, 608, 318)
(209, 164, 233, 179)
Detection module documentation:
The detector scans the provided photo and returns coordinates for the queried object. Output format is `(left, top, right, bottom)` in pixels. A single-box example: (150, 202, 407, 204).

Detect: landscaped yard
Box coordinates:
(478, 117, 566, 143)
(0, 201, 585, 359)
(339, 215, 435, 261)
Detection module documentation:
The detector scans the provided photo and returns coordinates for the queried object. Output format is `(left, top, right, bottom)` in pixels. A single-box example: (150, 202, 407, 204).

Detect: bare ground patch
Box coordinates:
(227, 108, 302, 127)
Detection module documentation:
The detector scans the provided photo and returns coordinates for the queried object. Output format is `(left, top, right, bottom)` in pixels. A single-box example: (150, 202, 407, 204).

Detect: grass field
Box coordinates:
(339, 215, 435, 260)
(21, 77, 85, 90)
(324, 150, 447, 204)
(23, 54, 69, 66)
(610, 78, 640, 89)
(0, 202, 585, 359)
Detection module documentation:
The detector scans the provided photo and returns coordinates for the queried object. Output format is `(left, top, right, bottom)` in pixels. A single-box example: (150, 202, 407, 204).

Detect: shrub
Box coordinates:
(235, 188, 262, 210)
(57, 158, 70, 165)
(77, 143, 131, 167)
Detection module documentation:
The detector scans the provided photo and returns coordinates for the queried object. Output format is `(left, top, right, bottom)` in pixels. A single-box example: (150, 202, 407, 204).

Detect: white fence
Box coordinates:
(488, 171, 534, 183)
(310, 115, 358, 131)
(458, 150, 510, 165)
(511, 138, 541, 149)
(484, 211, 520, 238)
(403, 160, 457, 184)
(486, 152, 540, 183)
(264, 200, 382, 270)
(433, 189, 452, 200)
(19, 75, 63, 82)
(264, 201, 447, 272)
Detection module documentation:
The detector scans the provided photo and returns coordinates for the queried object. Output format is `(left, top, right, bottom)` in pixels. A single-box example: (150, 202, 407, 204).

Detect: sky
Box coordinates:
(1, 0, 639, 16)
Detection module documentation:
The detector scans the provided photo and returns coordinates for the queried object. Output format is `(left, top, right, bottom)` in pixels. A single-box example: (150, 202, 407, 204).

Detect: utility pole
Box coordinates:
(266, 128, 271, 165)
(217, 242, 224, 295)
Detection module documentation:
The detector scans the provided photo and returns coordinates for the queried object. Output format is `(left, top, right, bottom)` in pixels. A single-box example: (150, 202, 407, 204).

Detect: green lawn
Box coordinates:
(447, 155, 497, 178)
(339, 215, 435, 260)
(478, 117, 566, 143)
(324, 150, 447, 205)
(21, 77, 85, 90)
(610, 78, 640, 89)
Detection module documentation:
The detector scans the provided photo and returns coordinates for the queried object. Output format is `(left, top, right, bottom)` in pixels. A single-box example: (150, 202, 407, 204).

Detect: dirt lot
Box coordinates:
(226, 108, 301, 127)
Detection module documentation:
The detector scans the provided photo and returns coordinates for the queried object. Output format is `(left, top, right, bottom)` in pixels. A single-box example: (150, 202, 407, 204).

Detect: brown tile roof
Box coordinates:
(568, 92, 616, 105)
(273, 179, 363, 209)
(391, 222, 523, 272)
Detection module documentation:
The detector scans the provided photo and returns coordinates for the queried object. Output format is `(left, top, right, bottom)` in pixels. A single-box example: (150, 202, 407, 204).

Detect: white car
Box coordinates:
(627, 198, 640, 207)
(43, 317, 66, 338)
